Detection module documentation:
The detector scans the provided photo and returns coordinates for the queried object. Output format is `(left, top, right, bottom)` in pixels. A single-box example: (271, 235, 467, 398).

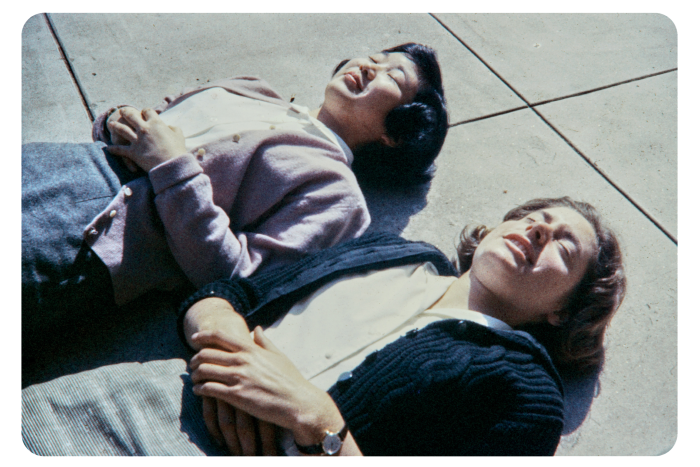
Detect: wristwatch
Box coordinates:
(295, 424, 348, 456)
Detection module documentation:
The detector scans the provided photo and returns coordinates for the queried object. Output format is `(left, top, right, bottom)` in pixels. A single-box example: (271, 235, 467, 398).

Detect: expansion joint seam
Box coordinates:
(429, 13, 677, 245)
(43, 13, 95, 122)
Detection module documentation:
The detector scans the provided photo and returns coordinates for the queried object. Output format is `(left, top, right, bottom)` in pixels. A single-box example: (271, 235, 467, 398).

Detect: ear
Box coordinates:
(545, 311, 562, 327)
(380, 134, 398, 148)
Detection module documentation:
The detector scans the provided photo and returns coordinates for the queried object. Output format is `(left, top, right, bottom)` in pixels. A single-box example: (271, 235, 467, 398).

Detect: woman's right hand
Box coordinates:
(106, 108, 139, 172)
(107, 107, 187, 172)
(189, 327, 353, 452)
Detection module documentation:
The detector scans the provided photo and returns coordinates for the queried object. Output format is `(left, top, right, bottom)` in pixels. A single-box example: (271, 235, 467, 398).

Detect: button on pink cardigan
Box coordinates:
(89, 77, 370, 305)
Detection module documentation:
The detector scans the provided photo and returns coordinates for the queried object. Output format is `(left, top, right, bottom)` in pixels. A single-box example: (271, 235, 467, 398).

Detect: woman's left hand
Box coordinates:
(190, 327, 347, 448)
(107, 107, 187, 172)
(202, 396, 277, 455)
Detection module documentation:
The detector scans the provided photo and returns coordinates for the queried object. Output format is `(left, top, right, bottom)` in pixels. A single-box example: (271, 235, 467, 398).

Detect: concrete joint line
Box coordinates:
(531, 106, 677, 245)
(44, 13, 95, 122)
(449, 106, 529, 128)
(431, 13, 677, 245)
(530, 68, 678, 108)
(430, 13, 530, 105)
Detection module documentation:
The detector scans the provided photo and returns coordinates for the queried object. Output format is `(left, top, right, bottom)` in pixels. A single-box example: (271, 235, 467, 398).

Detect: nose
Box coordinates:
(359, 62, 377, 81)
(527, 221, 554, 246)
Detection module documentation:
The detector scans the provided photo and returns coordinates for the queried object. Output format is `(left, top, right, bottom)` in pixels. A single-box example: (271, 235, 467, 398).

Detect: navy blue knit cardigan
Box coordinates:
(179, 232, 564, 456)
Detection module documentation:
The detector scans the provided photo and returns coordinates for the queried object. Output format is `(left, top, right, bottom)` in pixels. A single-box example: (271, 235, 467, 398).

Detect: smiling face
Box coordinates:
(469, 207, 598, 326)
(317, 52, 422, 148)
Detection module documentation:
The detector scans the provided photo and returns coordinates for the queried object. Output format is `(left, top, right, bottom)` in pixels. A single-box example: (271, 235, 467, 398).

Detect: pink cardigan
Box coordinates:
(88, 77, 370, 305)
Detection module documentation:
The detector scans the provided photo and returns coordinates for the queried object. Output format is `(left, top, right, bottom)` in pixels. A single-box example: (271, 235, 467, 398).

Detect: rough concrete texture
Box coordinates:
(21, 15, 92, 143)
(44, 13, 522, 127)
(536, 71, 677, 238)
(21, 13, 677, 456)
(433, 13, 677, 104)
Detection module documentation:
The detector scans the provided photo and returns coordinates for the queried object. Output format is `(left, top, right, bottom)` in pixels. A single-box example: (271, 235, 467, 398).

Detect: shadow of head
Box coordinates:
(361, 182, 430, 235)
(559, 355, 605, 435)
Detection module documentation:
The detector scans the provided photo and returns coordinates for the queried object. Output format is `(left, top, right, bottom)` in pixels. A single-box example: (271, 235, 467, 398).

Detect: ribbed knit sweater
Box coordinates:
(179, 232, 564, 456)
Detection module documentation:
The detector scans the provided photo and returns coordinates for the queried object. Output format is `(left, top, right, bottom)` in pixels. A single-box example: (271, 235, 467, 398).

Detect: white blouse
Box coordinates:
(263, 262, 512, 392)
(267, 262, 512, 455)
(158, 87, 352, 162)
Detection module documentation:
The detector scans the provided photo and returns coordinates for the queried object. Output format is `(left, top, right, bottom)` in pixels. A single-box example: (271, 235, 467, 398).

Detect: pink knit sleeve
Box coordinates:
(147, 137, 370, 287)
(232, 142, 372, 277)
(148, 155, 246, 286)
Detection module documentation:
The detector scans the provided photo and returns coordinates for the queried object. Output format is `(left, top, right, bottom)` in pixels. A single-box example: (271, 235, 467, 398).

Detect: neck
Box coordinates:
(312, 106, 361, 150)
(430, 271, 521, 327)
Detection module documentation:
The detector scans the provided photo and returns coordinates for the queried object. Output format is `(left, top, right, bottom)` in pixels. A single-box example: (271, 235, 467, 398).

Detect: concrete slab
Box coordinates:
(19, 11, 678, 457)
(433, 13, 677, 104)
(46, 13, 522, 126)
(22, 14, 92, 143)
(537, 71, 677, 239)
(399, 111, 676, 455)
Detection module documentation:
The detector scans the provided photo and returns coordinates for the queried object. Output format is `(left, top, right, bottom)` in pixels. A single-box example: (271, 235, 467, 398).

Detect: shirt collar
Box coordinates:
(428, 308, 513, 331)
(290, 103, 354, 165)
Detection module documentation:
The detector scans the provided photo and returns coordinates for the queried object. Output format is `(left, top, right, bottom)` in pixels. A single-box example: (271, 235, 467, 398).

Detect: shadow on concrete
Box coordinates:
(361, 182, 430, 235)
(560, 360, 604, 435)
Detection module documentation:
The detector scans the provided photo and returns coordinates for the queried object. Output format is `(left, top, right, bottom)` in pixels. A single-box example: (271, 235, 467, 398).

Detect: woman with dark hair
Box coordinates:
(180, 196, 626, 456)
(345, 43, 448, 187)
(22, 43, 448, 359)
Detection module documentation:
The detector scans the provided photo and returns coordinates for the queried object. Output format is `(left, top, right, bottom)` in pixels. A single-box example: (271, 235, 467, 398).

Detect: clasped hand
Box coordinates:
(107, 107, 187, 172)
(189, 327, 344, 456)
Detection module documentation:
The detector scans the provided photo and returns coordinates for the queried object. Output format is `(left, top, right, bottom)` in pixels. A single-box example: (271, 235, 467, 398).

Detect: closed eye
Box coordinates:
(558, 241, 572, 259)
(369, 56, 401, 88)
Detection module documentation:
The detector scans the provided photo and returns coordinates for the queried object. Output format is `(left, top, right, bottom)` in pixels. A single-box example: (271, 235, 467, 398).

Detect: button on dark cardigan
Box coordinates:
(179, 232, 564, 455)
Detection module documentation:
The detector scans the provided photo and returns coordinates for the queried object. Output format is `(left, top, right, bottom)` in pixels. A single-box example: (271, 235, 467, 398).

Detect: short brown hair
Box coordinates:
(454, 197, 626, 373)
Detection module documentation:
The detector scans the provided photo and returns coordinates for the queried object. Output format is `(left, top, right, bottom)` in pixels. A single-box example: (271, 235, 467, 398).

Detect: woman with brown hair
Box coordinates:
(180, 196, 626, 456)
(453, 197, 626, 372)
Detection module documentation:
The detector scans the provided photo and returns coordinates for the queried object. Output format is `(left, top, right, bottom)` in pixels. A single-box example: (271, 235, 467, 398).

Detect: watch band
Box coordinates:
(295, 424, 348, 456)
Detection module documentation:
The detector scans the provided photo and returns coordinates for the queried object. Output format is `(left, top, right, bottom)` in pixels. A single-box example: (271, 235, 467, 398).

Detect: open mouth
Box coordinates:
(504, 234, 534, 264)
(344, 71, 362, 93)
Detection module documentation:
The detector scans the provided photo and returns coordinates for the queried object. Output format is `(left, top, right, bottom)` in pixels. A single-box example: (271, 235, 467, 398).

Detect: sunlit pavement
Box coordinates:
(22, 13, 677, 455)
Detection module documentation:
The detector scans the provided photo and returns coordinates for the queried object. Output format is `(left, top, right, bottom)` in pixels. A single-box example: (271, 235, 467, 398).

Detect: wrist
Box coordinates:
(183, 297, 246, 350)
(291, 393, 345, 447)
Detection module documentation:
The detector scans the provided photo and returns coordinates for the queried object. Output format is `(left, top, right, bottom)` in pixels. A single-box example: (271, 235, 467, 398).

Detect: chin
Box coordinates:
(482, 248, 521, 273)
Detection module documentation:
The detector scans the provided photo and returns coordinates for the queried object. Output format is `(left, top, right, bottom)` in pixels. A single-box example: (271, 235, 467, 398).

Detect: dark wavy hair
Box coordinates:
(332, 43, 449, 188)
(454, 197, 626, 373)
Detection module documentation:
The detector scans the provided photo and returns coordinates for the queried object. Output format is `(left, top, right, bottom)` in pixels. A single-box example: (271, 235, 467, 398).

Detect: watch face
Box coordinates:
(322, 433, 342, 455)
